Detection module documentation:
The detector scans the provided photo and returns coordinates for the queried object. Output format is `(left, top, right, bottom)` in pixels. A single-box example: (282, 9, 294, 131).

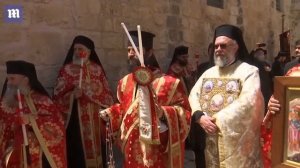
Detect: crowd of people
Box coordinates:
(0, 24, 299, 168)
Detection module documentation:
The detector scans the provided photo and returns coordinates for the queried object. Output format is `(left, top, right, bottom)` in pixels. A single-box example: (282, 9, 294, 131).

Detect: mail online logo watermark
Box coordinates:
(4, 5, 23, 23)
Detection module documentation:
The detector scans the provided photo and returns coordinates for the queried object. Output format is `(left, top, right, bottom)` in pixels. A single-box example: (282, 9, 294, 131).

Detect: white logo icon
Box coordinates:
(7, 9, 20, 19)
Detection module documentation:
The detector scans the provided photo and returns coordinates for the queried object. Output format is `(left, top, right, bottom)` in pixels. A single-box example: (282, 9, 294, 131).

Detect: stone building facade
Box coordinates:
(0, 0, 298, 95)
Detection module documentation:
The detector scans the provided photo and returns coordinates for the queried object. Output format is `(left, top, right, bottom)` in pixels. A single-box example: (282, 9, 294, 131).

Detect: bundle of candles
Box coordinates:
(79, 51, 87, 88)
(17, 89, 31, 167)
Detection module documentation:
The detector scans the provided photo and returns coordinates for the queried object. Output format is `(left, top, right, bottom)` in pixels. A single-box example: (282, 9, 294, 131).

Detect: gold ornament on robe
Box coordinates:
(199, 78, 241, 116)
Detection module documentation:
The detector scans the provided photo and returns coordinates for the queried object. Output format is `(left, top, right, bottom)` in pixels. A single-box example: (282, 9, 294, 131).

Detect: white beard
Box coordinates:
(214, 53, 235, 68)
(3, 85, 18, 108)
(73, 56, 82, 65)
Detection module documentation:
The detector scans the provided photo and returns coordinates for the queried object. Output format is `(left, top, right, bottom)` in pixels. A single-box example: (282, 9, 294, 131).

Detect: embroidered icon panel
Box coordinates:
(200, 78, 241, 116)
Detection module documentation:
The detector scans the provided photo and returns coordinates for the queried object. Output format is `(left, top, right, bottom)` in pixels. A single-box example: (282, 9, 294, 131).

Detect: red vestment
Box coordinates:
(0, 91, 67, 168)
(104, 71, 191, 168)
(53, 61, 114, 168)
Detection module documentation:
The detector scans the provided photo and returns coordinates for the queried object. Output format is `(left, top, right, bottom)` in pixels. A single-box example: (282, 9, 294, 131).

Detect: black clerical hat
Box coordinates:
(72, 35, 95, 50)
(129, 31, 155, 50)
(6, 60, 37, 80)
(63, 35, 103, 68)
(2, 60, 49, 97)
(170, 45, 189, 65)
(174, 45, 188, 56)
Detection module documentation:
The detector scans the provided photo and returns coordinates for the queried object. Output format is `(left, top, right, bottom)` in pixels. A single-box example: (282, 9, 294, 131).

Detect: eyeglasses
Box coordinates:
(214, 43, 233, 50)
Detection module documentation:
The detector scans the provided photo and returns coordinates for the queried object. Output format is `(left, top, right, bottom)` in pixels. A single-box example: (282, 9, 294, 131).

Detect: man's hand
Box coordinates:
(268, 95, 281, 114)
(99, 110, 109, 122)
(263, 95, 281, 125)
(155, 103, 164, 119)
(197, 115, 218, 135)
(19, 114, 30, 125)
(74, 87, 83, 98)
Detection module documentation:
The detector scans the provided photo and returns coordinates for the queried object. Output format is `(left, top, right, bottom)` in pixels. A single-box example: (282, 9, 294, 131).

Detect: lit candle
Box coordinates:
(79, 51, 86, 88)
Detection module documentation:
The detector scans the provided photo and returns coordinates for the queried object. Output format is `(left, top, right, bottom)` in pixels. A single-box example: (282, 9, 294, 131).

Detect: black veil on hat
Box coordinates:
(170, 45, 189, 65)
(213, 24, 249, 61)
(63, 35, 108, 77)
(1, 60, 49, 97)
(128, 31, 155, 50)
(128, 31, 160, 70)
(63, 35, 103, 66)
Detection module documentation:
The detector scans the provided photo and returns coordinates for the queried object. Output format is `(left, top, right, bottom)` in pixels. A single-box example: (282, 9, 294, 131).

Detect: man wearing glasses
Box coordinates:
(189, 24, 264, 167)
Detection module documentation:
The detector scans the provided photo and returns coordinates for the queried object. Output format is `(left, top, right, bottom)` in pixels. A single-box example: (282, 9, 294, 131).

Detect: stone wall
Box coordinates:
(0, 0, 296, 96)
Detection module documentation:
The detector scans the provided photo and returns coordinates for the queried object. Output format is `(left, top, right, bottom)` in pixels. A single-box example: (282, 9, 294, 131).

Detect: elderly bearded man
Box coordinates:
(189, 24, 264, 168)
(53, 35, 114, 168)
(0, 60, 67, 168)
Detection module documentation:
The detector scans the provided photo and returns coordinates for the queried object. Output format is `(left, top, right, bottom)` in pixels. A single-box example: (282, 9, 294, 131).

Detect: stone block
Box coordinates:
(26, 31, 64, 65)
(35, 65, 61, 94)
(170, 4, 180, 15)
(153, 14, 166, 27)
(75, 14, 99, 31)
(167, 16, 178, 27)
(101, 32, 123, 49)
(31, 2, 64, 25)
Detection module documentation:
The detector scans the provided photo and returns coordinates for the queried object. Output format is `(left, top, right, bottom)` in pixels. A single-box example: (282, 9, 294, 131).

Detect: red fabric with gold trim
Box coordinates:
(107, 72, 191, 168)
(0, 91, 67, 168)
(53, 61, 114, 166)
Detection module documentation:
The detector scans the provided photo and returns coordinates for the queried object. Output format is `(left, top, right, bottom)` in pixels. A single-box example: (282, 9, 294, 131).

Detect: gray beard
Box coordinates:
(73, 56, 82, 65)
(214, 54, 234, 68)
(3, 85, 18, 108)
(19, 85, 30, 95)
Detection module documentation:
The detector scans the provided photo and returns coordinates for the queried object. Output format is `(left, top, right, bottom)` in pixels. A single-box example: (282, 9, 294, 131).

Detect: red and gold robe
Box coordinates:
(53, 61, 114, 168)
(262, 63, 300, 168)
(103, 71, 191, 168)
(166, 66, 194, 94)
(0, 91, 67, 168)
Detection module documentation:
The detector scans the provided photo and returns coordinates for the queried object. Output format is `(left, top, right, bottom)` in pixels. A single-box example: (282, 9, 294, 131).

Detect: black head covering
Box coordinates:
(129, 31, 155, 50)
(275, 51, 290, 59)
(1, 60, 49, 97)
(296, 39, 300, 46)
(63, 35, 103, 66)
(170, 45, 189, 65)
(213, 24, 249, 61)
(128, 31, 160, 70)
